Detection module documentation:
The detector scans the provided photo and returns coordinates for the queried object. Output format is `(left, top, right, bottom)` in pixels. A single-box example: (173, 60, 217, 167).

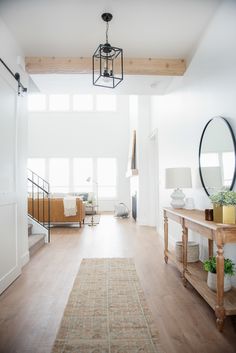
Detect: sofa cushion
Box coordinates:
(28, 197, 85, 223)
(77, 192, 89, 201)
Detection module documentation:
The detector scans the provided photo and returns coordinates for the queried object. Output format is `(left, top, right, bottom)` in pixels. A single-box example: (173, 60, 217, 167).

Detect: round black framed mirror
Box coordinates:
(199, 117, 236, 196)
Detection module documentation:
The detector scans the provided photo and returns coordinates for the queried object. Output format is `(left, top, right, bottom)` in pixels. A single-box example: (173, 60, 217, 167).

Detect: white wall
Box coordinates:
(150, 0, 236, 285)
(0, 17, 28, 293)
(136, 96, 157, 226)
(128, 95, 158, 226)
(28, 95, 130, 211)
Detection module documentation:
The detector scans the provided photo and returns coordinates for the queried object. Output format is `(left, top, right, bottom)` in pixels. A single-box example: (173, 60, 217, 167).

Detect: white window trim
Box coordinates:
(28, 94, 117, 113)
(28, 157, 118, 200)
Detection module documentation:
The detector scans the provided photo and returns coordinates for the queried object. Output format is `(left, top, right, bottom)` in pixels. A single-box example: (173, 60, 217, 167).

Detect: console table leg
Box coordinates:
(215, 237, 225, 332)
(182, 222, 188, 287)
(216, 316, 225, 332)
(208, 239, 213, 258)
(164, 212, 168, 263)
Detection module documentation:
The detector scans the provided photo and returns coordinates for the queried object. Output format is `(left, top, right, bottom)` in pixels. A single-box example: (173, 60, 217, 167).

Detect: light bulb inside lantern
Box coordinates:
(102, 70, 110, 83)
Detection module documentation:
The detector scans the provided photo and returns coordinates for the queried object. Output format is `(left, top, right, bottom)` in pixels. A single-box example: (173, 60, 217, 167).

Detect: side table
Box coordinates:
(86, 204, 98, 226)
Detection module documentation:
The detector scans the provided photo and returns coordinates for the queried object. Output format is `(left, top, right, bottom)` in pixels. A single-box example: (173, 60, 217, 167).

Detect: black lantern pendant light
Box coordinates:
(92, 13, 123, 88)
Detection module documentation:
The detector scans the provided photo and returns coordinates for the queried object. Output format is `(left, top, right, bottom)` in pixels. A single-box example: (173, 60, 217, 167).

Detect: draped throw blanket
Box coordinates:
(63, 197, 77, 216)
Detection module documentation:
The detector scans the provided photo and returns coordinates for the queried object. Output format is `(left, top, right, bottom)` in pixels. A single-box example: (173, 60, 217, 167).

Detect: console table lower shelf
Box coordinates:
(163, 207, 236, 331)
(167, 250, 236, 316)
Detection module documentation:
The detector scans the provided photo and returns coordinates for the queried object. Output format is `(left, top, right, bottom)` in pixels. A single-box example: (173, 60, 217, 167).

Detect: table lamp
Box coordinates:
(165, 167, 192, 208)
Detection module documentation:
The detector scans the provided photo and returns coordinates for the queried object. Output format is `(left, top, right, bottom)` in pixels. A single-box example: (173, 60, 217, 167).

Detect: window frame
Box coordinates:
(48, 94, 70, 112)
(72, 94, 94, 112)
(95, 95, 117, 112)
(27, 157, 118, 200)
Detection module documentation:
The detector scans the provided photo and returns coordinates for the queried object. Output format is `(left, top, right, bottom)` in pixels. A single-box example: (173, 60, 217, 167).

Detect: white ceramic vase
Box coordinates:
(207, 272, 232, 292)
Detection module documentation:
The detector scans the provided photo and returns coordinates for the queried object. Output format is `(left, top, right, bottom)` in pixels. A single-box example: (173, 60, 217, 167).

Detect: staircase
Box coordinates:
(27, 169, 51, 257)
(28, 223, 46, 257)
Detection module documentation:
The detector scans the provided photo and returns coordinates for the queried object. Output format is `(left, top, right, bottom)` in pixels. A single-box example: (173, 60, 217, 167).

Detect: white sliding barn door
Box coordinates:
(0, 66, 21, 294)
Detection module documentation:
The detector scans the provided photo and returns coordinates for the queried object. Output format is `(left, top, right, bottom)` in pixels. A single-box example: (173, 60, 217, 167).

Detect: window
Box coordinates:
(27, 157, 118, 198)
(222, 152, 235, 186)
(28, 94, 46, 111)
(96, 95, 116, 111)
(49, 94, 70, 111)
(73, 158, 93, 192)
(27, 158, 46, 192)
(28, 158, 46, 179)
(97, 158, 117, 198)
(73, 94, 93, 111)
(49, 158, 69, 192)
(200, 153, 219, 167)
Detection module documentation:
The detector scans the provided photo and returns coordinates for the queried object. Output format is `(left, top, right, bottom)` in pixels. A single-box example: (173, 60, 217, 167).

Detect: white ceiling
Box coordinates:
(0, 0, 222, 94)
(0, 0, 221, 58)
(30, 73, 181, 95)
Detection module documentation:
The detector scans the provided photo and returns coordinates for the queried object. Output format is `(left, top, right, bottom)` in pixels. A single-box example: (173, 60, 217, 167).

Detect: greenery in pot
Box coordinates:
(209, 190, 236, 206)
(203, 256, 235, 276)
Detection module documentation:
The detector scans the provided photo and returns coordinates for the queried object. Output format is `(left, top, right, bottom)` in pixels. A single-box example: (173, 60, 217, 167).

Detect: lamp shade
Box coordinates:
(165, 167, 192, 189)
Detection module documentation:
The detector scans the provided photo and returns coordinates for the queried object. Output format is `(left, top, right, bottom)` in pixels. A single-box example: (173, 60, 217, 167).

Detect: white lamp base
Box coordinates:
(170, 188, 185, 208)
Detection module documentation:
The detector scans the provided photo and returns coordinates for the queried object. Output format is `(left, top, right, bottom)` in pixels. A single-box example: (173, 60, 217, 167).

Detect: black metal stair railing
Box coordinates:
(27, 169, 51, 242)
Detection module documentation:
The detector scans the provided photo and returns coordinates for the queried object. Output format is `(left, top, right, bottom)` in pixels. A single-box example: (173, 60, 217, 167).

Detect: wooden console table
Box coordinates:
(163, 207, 236, 331)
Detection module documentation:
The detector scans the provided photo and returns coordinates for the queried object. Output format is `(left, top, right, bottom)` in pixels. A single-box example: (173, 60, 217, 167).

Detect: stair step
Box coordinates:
(28, 223, 33, 236)
(28, 233, 46, 257)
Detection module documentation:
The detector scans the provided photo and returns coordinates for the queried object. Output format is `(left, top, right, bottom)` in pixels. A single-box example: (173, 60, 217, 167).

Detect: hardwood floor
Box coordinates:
(0, 215, 235, 353)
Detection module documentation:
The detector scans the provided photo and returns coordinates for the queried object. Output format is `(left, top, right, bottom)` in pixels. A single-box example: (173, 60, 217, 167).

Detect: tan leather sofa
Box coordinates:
(28, 197, 85, 227)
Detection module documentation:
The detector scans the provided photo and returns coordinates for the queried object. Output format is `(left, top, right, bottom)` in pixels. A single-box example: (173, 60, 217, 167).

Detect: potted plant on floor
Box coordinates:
(203, 256, 235, 292)
(210, 190, 236, 223)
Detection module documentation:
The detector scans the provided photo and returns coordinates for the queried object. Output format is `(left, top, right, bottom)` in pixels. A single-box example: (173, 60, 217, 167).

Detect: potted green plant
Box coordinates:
(203, 256, 235, 292)
(209, 190, 236, 223)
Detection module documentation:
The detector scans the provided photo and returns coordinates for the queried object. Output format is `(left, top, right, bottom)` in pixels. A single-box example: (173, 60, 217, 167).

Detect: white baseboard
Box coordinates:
(21, 251, 29, 267)
(0, 266, 21, 295)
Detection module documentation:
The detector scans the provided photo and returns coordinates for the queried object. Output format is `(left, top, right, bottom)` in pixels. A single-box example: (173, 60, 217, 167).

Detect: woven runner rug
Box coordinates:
(52, 258, 164, 353)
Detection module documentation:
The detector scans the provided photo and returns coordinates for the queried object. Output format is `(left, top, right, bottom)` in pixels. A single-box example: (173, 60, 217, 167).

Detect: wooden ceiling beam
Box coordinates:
(25, 56, 186, 76)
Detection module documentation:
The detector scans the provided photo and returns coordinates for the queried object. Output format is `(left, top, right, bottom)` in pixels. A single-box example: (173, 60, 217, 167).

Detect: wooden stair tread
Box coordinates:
(28, 233, 45, 248)
(28, 233, 46, 257)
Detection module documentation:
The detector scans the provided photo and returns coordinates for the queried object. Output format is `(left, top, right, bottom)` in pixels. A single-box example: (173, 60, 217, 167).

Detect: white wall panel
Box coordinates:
(0, 68, 21, 293)
(0, 70, 16, 193)
(0, 16, 28, 293)
(0, 202, 20, 293)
